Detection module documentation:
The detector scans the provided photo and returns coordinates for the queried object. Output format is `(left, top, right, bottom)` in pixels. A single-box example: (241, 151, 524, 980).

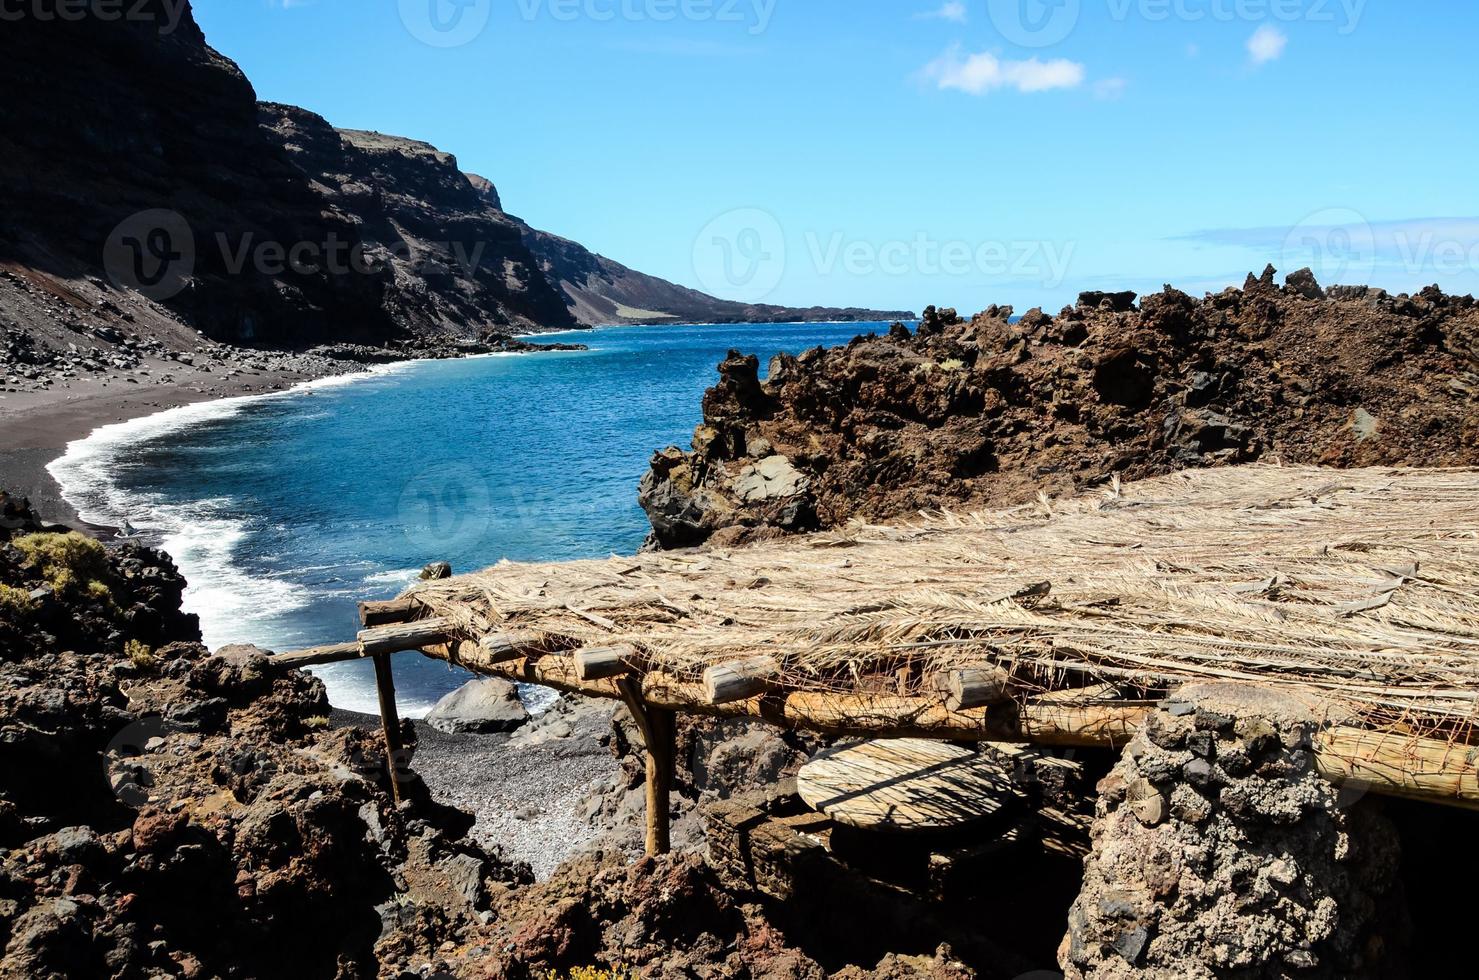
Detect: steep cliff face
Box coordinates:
(0, 2, 395, 349)
(259, 106, 577, 337)
(640, 269, 1479, 548)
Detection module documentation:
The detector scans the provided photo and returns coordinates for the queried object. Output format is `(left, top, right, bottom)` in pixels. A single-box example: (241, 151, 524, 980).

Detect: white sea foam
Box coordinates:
(46, 360, 423, 657)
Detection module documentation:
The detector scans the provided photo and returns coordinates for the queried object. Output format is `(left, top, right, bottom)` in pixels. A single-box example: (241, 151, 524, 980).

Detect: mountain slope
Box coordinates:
(465, 176, 915, 325)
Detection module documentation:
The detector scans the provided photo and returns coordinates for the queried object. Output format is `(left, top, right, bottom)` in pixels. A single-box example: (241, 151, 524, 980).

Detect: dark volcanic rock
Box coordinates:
(640, 270, 1479, 548)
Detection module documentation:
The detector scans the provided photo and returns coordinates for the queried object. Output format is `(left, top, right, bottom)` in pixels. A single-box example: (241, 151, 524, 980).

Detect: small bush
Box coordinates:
(303, 715, 330, 730)
(13, 532, 113, 602)
(545, 968, 640, 980)
(0, 584, 37, 619)
(125, 639, 156, 670)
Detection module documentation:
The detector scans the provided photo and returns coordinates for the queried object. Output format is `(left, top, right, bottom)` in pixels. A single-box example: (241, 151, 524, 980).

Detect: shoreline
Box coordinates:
(1, 336, 597, 535)
(0, 362, 364, 534)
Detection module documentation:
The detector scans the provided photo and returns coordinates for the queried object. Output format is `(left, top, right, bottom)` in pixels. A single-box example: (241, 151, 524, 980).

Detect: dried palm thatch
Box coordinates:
(406, 464, 1479, 742)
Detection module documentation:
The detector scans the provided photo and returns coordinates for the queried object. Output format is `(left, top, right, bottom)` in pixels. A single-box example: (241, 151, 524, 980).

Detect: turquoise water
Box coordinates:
(51, 322, 892, 714)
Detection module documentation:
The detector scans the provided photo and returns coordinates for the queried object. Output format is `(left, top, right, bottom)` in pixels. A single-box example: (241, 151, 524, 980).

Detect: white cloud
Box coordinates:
(1247, 25, 1288, 65)
(916, 1, 968, 22)
(922, 46, 1086, 96)
(1093, 77, 1128, 100)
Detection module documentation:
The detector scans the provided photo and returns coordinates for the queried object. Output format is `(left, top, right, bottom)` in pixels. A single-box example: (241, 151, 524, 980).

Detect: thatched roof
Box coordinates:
(406, 464, 1479, 740)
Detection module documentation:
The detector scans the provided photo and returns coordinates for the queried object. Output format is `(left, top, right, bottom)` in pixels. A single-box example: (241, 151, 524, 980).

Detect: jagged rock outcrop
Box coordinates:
(640, 269, 1479, 548)
(1063, 684, 1408, 978)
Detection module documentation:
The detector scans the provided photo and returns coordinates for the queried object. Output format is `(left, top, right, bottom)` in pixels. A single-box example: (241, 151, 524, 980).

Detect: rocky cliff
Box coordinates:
(0, 1, 907, 365)
(640, 268, 1479, 548)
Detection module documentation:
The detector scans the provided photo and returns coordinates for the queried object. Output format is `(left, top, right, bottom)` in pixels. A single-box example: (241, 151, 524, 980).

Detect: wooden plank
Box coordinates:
(575, 645, 637, 681)
(358, 617, 454, 657)
(796, 738, 1015, 832)
(703, 655, 780, 704)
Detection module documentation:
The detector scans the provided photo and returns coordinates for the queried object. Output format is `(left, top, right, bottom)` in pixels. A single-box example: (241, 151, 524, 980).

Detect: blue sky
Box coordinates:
(194, 0, 1478, 313)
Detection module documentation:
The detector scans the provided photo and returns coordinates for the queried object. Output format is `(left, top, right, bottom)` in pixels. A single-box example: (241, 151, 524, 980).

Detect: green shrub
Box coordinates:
(0, 584, 37, 619)
(13, 532, 113, 602)
(544, 968, 640, 980)
(125, 639, 156, 670)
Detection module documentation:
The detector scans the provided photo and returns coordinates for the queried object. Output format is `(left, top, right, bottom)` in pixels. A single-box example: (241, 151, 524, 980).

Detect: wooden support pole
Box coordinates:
(575, 645, 638, 681)
(702, 655, 780, 704)
(615, 676, 675, 856)
(372, 652, 406, 805)
(932, 667, 1013, 711)
(358, 616, 454, 657)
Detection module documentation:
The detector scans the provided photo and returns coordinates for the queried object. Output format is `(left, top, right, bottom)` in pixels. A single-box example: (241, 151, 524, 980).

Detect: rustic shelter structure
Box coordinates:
(277, 464, 1479, 851)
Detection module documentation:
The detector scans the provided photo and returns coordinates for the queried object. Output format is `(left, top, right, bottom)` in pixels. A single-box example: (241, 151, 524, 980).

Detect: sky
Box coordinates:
(192, 0, 1479, 314)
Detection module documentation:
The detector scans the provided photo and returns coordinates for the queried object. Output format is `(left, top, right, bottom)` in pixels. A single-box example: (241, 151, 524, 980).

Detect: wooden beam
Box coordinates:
(702, 655, 780, 704)
(358, 617, 454, 657)
(372, 652, 407, 805)
(273, 642, 364, 668)
(413, 647, 1479, 811)
(575, 645, 638, 681)
(933, 667, 1013, 711)
(359, 597, 422, 627)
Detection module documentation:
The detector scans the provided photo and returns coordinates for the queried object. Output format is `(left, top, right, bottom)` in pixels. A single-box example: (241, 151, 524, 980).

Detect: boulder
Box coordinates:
(425, 678, 529, 734)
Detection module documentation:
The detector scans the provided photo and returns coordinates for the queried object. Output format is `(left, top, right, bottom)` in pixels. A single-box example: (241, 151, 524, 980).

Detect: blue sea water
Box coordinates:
(50, 322, 892, 716)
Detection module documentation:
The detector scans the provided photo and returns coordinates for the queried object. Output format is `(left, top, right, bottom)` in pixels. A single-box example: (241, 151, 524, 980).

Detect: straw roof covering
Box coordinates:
(407, 464, 1479, 740)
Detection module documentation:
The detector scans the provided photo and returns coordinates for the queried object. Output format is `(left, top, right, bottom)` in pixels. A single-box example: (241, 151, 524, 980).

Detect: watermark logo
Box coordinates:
(106, 714, 171, 807)
(693, 208, 787, 304)
(988, 0, 1082, 48)
(804, 231, 1075, 286)
(398, 0, 493, 48)
(1280, 207, 1376, 286)
(397, 463, 494, 551)
(0, 0, 191, 34)
(103, 209, 196, 302)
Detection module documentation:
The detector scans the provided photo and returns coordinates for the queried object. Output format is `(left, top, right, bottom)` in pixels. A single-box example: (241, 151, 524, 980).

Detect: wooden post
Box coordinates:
(617, 676, 676, 856)
(372, 652, 407, 805)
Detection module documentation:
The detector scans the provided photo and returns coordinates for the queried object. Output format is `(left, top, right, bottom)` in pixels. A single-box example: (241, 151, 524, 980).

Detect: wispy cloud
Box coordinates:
(922, 46, 1085, 96)
(1247, 25, 1288, 65)
(916, 1, 967, 23)
(1093, 77, 1129, 101)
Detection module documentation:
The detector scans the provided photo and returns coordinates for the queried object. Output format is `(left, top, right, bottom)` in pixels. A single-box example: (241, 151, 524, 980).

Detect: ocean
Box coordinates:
(49, 322, 892, 716)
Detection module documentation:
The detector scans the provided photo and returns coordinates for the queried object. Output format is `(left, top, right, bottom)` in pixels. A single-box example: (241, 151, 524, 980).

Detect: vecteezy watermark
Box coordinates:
(692, 208, 788, 304)
(103, 209, 497, 302)
(988, 0, 1083, 48)
(103, 209, 197, 302)
(396, 464, 495, 552)
(398, 0, 493, 48)
(1280, 208, 1377, 286)
(804, 231, 1076, 287)
(694, 208, 1077, 300)
(398, 0, 779, 47)
(987, 0, 1366, 47)
(517, 0, 778, 34)
(0, 0, 191, 33)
